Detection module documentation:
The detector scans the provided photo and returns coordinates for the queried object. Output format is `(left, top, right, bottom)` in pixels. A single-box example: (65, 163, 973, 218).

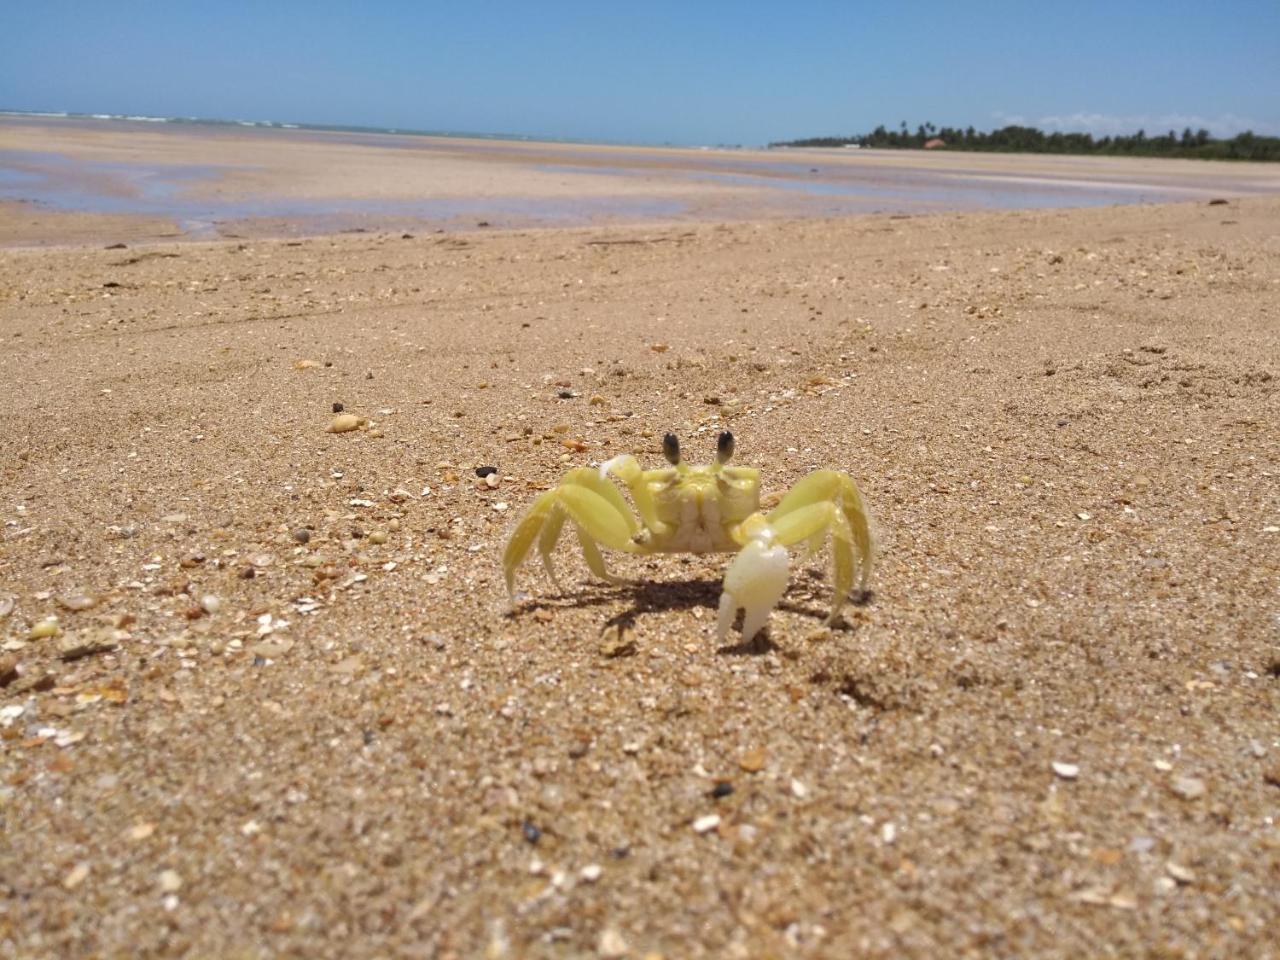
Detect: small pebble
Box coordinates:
(475, 466, 498, 478)
(63, 863, 90, 890)
(598, 926, 629, 959)
(327, 413, 362, 433)
(200, 594, 221, 615)
(522, 821, 542, 844)
(692, 814, 721, 834)
(158, 869, 182, 893)
(57, 628, 118, 662)
(368, 530, 388, 545)
(1052, 761, 1080, 780)
(332, 402, 344, 413)
(711, 781, 734, 799)
(1171, 776, 1206, 800)
(292, 528, 311, 544)
(29, 618, 60, 640)
(580, 863, 603, 883)
(1165, 862, 1196, 884)
(484, 473, 500, 489)
(57, 593, 97, 612)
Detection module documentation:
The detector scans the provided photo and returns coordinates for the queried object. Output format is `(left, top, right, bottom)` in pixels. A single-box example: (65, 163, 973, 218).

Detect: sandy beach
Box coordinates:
(1, 122, 1278, 958)
(5, 117, 1280, 246)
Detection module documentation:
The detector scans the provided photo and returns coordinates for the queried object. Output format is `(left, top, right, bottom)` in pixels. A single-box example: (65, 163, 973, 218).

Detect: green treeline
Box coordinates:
(771, 122, 1280, 161)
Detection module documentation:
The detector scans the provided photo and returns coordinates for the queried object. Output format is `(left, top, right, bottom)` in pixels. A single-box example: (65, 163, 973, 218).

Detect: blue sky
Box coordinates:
(2, 1, 1277, 145)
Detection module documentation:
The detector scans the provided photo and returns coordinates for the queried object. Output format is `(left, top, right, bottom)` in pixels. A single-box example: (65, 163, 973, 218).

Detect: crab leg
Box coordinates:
(770, 502, 859, 623)
(598, 454, 672, 537)
(768, 470, 874, 591)
(718, 470, 874, 641)
(576, 525, 626, 584)
(503, 491, 559, 596)
(560, 467, 640, 536)
(502, 473, 639, 601)
(535, 507, 568, 591)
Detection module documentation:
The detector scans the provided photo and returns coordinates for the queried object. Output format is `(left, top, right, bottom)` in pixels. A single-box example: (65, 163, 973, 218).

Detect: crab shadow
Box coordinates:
(511, 572, 872, 658)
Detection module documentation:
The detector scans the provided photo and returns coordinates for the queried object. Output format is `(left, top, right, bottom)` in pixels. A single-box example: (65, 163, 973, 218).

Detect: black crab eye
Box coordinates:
(662, 432, 681, 465)
(716, 431, 734, 464)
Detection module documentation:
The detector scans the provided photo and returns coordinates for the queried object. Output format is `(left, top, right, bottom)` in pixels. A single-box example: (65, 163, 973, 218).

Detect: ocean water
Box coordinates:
(0, 109, 601, 146)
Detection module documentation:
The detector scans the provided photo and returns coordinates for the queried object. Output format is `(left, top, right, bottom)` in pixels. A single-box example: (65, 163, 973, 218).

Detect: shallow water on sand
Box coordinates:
(537, 160, 1183, 211)
(0, 148, 687, 236)
(2, 133, 1274, 237)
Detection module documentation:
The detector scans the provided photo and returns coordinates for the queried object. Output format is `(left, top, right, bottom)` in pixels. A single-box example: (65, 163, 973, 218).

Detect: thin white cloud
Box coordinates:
(992, 110, 1277, 138)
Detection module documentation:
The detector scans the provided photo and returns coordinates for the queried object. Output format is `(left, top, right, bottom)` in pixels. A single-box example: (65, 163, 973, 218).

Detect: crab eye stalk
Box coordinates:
(716, 431, 735, 465)
(662, 433, 681, 465)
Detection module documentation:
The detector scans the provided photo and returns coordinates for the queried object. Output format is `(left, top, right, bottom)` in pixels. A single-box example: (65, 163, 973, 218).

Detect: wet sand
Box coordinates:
(0, 124, 1278, 958)
(4, 116, 1280, 245)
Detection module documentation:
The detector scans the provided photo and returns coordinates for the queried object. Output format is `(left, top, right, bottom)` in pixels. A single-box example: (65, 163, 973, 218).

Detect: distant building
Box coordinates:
(924, 138, 946, 149)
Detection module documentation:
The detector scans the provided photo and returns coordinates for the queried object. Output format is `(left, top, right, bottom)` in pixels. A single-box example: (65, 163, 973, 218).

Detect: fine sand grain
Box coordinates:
(0, 164, 1278, 956)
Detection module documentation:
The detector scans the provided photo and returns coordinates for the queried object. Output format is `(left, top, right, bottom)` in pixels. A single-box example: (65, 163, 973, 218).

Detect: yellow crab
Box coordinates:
(503, 432, 874, 641)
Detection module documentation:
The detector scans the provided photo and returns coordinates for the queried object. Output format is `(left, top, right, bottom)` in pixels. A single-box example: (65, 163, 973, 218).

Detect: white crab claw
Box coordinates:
(717, 539, 790, 643)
